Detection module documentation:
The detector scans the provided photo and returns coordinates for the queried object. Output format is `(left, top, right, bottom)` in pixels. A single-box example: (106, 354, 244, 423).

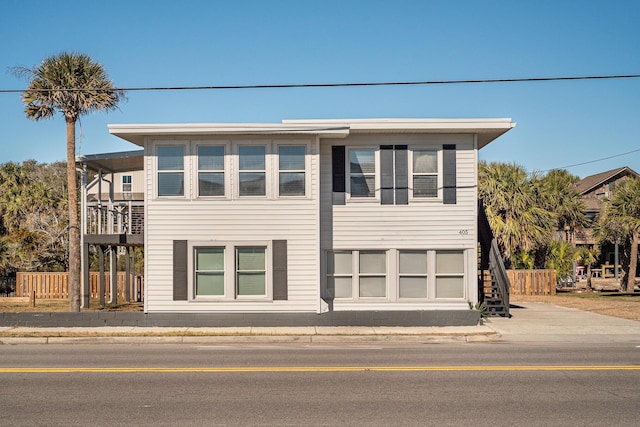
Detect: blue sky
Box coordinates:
(1, 0, 639, 178)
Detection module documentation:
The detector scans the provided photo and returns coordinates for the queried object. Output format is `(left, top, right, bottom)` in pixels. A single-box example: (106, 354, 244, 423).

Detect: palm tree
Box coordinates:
(574, 246, 599, 291)
(596, 178, 640, 293)
(478, 162, 556, 267)
(13, 52, 124, 311)
(536, 169, 588, 238)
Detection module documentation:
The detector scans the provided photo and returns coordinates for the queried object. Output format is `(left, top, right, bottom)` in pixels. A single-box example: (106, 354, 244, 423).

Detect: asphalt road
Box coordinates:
(1, 343, 639, 426)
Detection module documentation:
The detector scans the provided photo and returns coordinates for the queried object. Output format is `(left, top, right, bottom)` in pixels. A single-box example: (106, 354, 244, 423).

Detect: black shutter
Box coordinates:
(272, 240, 288, 300)
(173, 240, 188, 300)
(380, 145, 394, 205)
(394, 145, 408, 205)
(332, 146, 346, 205)
(443, 144, 457, 204)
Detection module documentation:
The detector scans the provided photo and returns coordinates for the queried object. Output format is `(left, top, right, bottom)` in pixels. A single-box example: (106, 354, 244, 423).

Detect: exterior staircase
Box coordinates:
(478, 200, 511, 317)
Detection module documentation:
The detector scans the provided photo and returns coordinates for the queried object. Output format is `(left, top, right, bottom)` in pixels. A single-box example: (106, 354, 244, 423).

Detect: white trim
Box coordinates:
(188, 240, 273, 302)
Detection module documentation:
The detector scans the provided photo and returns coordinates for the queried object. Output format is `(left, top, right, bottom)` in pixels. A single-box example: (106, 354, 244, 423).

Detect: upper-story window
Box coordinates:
(278, 145, 306, 196)
(157, 145, 185, 197)
(412, 150, 438, 197)
(197, 145, 225, 197)
(349, 149, 376, 198)
(238, 145, 266, 196)
(122, 175, 132, 193)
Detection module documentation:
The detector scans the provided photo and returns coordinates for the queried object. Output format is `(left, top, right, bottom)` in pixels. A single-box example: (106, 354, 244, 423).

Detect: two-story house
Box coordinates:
(101, 118, 514, 322)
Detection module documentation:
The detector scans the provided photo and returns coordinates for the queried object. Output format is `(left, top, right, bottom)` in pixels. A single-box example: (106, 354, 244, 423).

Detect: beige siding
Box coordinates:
(87, 170, 144, 201)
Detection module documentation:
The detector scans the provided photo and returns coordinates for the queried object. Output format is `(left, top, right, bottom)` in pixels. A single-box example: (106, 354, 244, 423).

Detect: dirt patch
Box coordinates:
(511, 292, 640, 321)
(0, 298, 143, 312)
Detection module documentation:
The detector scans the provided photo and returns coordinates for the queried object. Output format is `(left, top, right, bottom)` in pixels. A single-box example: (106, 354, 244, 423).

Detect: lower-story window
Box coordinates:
(236, 247, 266, 296)
(192, 243, 270, 300)
(326, 249, 465, 301)
(435, 250, 465, 298)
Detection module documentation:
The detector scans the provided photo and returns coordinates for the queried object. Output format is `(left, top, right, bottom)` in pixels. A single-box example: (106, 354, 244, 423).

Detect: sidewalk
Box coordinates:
(1, 303, 639, 344)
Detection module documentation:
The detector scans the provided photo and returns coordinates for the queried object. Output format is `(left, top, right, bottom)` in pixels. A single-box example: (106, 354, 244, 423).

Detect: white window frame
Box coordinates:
(409, 147, 442, 201)
(189, 241, 272, 301)
(195, 142, 230, 199)
(435, 250, 466, 299)
(326, 248, 467, 302)
(347, 147, 379, 202)
(121, 175, 132, 193)
(326, 249, 388, 300)
(155, 141, 188, 198)
(236, 143, 269, 198)
(276, 143, 309, 198)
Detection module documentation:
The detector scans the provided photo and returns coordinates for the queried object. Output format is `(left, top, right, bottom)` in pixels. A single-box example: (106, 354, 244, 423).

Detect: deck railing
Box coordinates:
(85, 201, 144, 235)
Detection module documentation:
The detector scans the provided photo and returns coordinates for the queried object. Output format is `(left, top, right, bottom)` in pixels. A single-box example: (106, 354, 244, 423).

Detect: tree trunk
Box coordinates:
(585, 264, 593, 292)
(67, 119, 81, 312)
(626, 231, 639, 293)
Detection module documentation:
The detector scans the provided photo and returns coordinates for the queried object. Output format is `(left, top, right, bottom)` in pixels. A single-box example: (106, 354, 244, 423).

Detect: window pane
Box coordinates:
(239, 146, 266, 170)
(198, 146, 224, 170)
(158, 146, 184, 170)
(350, 150, 375, 174)
(359, 277, 386, 297)
(350, 175, 375, 197)
(360, 251, 386, 274)
(413, 176, 437, 197)
(399, 251, 428, 274)
(279, 146, 305, 170)
(122, 175, 132, 184)
(199, 172, 224, 196)
(196, 248, 224, 270)
(196, 273, 224, 295)
(331, 277, 352, 298)
(413, 150, 437, 174)
(158, 172, 184, 196)
(328, 252, 352, 274)
(237, 272, 266, 295)
(237, 248, 265, 270)
(239, 172, 266, 196)
(399, 277, 428, 298)
(436, 276, 464, 298)
(437, 251, 464, 274)
(279, 172, 305, 196)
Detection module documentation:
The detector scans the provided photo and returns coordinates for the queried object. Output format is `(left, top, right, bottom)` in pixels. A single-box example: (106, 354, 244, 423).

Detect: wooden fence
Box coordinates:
(507, 269, 557, 295)
(15, 272, 144, 301)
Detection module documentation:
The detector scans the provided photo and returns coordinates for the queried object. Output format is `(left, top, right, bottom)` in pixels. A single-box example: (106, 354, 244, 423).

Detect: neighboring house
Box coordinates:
(102, 118, 515, 318)
(85, 169, 145, 202)
(574, 166, 640, 252)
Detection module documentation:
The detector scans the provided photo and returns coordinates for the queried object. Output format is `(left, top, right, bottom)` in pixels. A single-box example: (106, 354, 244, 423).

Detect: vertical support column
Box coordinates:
(109, 245, 117, 304)
(82, 242, 90, 308)
(99, 245, 106, 308)
(125, 246, 131, 302)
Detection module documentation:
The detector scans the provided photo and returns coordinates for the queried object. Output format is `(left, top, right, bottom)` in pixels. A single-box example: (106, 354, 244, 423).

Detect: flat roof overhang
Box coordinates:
(108, 118, 515, 149)
(76, 150, 144, 173)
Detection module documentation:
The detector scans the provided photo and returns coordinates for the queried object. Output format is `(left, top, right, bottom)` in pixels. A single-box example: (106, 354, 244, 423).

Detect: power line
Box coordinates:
(2, 73, 640, 93)
(538, 147, 640, 173)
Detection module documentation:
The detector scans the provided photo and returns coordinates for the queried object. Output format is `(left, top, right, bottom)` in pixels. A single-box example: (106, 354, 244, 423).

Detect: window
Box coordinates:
(412, 150, 438, 197)
(327, 251, 353, 298)
(236, 247, 266, 296)
(398, 250, 428, 298)
(239, 145, 266, 196)
(158, 145, 185, 196)
(278, 145, 306, 196)
(326, 250, 387, 299)
(195, 247, 225, 296)
(122, 175, 132, 193)
(435, 250, 464, 298)
(359, 251, 386, 297)
(191, 243, 271, 300)
(349, 149, 376, 198)
(198, 145, 225, 197)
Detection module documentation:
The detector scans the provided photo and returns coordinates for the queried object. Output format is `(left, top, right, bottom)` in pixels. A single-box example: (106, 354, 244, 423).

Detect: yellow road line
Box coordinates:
(1, 365, 639, 373)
